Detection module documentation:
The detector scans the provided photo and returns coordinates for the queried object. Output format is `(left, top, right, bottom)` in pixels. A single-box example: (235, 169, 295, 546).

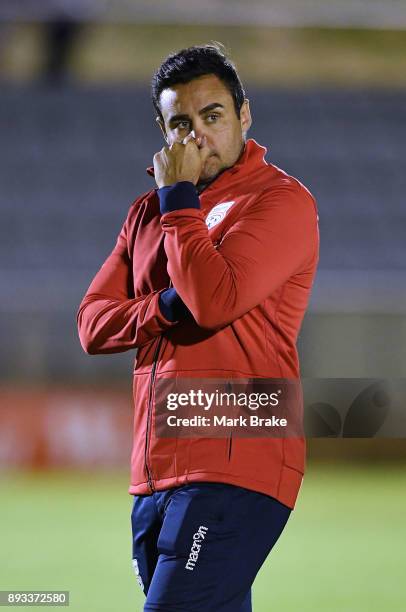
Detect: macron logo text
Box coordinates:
(185, 525, 208, 571)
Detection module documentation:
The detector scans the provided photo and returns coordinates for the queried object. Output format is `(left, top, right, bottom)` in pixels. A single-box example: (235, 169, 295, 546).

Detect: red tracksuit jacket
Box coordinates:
(77, 139, 319, 509)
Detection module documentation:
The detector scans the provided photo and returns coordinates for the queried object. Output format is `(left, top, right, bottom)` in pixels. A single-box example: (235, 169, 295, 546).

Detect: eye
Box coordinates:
(206, 114, 220, 123)
(176, 121, 190, 130)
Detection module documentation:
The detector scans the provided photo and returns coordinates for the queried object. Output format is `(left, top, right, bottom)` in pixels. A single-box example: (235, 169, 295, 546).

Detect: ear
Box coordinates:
(156, 116, 169, 144)
(240, 99, 252, 137)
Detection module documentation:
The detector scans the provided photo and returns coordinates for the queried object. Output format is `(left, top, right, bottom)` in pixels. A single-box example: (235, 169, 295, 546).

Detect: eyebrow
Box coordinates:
(168, 103, 225, 125)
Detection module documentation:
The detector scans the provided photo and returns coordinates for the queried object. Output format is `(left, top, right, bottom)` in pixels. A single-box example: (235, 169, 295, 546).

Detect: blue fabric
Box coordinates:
(157, 181, 200, 215)
(130, 482, 291, 611)
(158, 288, 190, 322)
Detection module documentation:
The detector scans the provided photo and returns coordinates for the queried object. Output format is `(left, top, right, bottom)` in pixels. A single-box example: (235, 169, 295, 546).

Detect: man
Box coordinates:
(77, 43, 319, 611)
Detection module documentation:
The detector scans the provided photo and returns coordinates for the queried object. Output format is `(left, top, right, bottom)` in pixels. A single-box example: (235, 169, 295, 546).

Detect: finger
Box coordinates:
(184, 140, 199, 154)
(199, 135, 208, 148)
(182, 132, 196, 146)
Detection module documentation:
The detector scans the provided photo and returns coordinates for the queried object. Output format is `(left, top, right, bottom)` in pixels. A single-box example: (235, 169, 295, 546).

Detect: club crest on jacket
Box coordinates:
(205, 201, 235, 229)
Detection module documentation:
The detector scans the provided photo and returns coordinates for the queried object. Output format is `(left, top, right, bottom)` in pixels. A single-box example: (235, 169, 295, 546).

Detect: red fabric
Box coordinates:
(77, 139, 319, 509)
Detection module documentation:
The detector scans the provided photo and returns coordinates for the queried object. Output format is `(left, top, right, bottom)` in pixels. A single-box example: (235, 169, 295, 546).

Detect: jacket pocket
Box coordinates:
(227, 434, 233, 461)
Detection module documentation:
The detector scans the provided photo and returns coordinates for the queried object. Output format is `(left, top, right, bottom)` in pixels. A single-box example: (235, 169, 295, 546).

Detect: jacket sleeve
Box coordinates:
(159, 182, 319, 330)
(76, 202, 178, 355)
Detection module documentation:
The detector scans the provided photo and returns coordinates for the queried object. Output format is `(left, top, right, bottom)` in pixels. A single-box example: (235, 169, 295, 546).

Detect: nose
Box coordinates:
(190, 128, 207, 147)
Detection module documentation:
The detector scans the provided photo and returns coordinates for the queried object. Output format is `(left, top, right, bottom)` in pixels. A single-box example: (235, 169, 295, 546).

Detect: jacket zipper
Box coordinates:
(144, 333, 164, 492)
(144, 280, 173, 492)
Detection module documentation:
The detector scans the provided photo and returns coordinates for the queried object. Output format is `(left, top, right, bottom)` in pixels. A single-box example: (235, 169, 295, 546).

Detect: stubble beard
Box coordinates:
(196, 142, 245, 194)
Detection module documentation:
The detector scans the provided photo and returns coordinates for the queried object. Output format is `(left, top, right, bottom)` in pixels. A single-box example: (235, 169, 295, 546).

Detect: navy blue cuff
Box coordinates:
(158, 288, 190, 322)
(157, 181, 200, 215)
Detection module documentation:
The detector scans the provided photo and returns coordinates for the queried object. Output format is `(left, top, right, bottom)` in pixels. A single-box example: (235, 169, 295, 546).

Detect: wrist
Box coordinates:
(157, 181, 200, 215)
(158, 288, 190, 322)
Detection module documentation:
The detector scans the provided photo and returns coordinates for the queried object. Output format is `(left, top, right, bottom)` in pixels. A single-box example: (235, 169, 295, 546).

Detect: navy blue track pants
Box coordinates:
(130, 482, 291, 611)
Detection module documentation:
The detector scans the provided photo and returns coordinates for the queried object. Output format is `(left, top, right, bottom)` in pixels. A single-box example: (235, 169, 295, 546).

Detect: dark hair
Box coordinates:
(151, 42, 246, 121)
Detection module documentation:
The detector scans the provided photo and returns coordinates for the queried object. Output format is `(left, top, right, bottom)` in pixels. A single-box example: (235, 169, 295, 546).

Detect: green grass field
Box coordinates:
(1, 464, 405, 611)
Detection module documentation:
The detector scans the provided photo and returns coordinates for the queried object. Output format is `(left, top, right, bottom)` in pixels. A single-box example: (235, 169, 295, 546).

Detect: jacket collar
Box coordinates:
(222, 138, 268, 177)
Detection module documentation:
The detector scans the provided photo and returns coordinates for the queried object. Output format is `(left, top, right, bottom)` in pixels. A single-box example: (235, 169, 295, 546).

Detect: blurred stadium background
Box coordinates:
(1, 1, 406, 610)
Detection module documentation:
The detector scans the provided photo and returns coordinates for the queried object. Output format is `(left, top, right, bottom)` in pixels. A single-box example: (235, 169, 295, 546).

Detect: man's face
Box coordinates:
(157, 74, 252, 185)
